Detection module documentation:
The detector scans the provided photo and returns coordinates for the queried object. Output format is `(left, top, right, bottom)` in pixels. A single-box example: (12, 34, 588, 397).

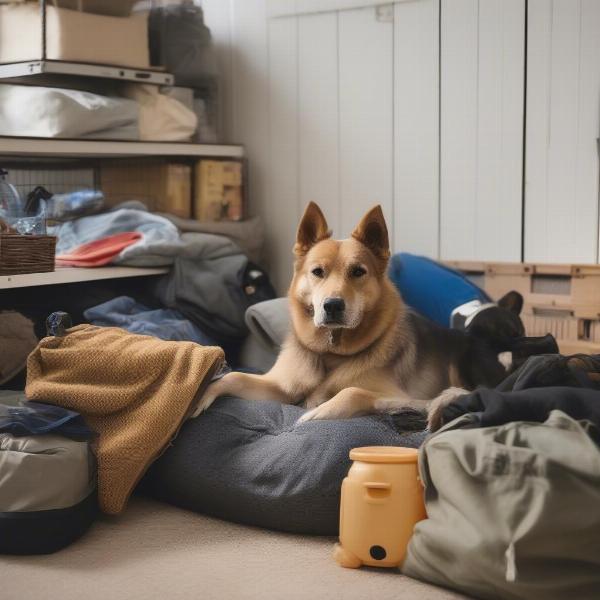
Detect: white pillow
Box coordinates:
(0, 84, 139, 139)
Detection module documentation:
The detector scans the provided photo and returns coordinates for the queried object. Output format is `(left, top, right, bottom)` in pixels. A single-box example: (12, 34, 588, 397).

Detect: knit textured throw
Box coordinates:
(26, 325, 224, 515)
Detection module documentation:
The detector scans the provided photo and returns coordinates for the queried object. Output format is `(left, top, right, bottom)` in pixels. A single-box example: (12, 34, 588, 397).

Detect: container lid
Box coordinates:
(349, 446, 419, 464)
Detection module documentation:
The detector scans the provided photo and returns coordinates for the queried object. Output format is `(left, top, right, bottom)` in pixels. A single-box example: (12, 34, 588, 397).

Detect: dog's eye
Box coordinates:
(311, 267, 325, 278)
(350, 266, 366, 278)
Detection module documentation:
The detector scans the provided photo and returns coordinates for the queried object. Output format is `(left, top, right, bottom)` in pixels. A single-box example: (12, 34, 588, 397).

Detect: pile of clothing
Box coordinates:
(49, 202, 275, 351)
(1, 194, 275, 384)
(0, 320, 225, 554)
(402, 353, 600, 600)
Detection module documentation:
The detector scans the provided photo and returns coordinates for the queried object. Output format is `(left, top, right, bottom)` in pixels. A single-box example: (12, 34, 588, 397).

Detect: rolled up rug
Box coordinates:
(25, 324, 224, 514)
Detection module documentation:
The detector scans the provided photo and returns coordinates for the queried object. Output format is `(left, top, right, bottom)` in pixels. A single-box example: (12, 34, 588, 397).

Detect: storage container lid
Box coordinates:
(349, 446, 419, 464)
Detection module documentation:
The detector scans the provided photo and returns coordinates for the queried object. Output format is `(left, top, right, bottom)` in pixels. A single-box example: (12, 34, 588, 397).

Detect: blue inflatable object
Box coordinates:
(388, 253, 491, 327)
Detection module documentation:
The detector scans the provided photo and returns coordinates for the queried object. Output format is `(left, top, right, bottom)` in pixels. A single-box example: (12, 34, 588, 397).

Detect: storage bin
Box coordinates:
(0, 232, 56, 276)
(0, 3, 150, 69)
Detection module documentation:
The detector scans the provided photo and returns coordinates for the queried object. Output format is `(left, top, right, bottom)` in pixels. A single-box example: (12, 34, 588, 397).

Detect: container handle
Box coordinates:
(363, 482, 392, 502)
(364, 482, 391, 490)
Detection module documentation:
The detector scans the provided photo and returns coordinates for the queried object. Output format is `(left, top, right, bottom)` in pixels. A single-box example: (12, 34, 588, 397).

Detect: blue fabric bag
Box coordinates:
(388, 253, 491, 326)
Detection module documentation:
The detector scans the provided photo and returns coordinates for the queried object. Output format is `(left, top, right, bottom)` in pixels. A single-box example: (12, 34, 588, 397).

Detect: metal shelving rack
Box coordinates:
(0, 137, 245, 160)
(0, 1, 242, 291)
(0, 137, 244, 290)
(0, 0, 174, 85)
(0, 266, 170, 290)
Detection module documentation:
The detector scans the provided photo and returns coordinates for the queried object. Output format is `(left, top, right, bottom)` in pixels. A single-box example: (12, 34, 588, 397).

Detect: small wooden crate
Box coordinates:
(0, 234, 57, 276)
(447, 260, 600, 354)
(99, 160, 192, 219)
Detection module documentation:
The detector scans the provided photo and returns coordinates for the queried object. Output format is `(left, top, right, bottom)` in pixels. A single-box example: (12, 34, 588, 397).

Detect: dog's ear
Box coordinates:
(294, 202, 331, 256)
(498, 291, 523, 315)
(351, 205, 390, 262)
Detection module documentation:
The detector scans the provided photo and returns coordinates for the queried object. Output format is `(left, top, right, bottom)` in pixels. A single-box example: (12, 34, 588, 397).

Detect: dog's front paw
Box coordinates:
(297, 400, 346, 423)
(427, 387, 469, 432)
(190, 378, 226, 418)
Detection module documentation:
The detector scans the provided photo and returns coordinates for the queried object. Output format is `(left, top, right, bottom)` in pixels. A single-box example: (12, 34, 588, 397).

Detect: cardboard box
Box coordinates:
(447, 260, 600, 355)
(194, 159, 245, 222)
(0, 1, 137, 15)
(0, 4, 150, 69)
(100, 161, 192, 219)
(46, 0, 138, 17)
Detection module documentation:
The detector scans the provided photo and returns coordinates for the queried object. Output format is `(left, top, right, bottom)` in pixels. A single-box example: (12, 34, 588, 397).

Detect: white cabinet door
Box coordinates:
(393, 0, 440, 258)
(440, 0, 525, 262)
(338, 6, 394, 237)
(525, 0, 600, 264)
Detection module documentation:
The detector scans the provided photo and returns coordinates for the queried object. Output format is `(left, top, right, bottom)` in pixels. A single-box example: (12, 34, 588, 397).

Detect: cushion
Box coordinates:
(141, 396, 427, 535)
(244, 297, 290, 352)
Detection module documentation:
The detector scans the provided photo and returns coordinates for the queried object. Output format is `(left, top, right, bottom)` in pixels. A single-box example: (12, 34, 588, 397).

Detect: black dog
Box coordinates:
(410, 291, 557, 392)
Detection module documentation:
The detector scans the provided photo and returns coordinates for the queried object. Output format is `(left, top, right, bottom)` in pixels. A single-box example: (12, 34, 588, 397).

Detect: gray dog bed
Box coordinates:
(140, 396, 427, 535)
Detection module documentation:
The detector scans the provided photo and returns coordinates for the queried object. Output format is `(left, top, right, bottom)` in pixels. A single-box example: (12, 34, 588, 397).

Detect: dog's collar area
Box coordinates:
(451, 301, 497, 330)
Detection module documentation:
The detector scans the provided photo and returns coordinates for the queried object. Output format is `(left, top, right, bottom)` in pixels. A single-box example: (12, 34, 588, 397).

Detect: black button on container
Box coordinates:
(369, 545, 387, 560)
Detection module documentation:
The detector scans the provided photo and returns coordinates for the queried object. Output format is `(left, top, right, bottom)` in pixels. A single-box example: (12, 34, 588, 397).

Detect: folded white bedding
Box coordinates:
(0, 83, 198, 141)
(0, 84, 139, 139)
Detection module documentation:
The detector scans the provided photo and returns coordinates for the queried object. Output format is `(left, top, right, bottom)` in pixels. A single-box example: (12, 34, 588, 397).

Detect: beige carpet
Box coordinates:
(1, 498, 467, 600)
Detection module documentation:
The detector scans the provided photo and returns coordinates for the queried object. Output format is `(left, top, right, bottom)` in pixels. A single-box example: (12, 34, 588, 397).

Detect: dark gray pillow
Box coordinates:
(141, 397, 427, 535)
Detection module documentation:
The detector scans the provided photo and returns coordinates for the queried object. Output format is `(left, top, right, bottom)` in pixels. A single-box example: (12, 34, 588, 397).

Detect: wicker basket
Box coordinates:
(0, 233, 57, 276)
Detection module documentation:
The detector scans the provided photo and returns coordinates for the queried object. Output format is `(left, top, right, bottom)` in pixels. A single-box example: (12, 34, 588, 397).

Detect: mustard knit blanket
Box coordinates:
(26, 324, 224, 514)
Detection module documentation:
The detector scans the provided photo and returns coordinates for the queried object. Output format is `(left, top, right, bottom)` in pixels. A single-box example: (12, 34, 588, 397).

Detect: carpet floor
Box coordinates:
(1, 497, 468, 600)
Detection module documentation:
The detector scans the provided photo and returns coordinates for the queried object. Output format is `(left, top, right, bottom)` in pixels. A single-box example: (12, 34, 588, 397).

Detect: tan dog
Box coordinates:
(195, 201, 490, 424)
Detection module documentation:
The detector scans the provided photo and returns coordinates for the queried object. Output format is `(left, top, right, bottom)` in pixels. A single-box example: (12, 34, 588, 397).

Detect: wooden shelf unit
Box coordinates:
(0, 266, 169, 290)
(0, 136, 245, 159)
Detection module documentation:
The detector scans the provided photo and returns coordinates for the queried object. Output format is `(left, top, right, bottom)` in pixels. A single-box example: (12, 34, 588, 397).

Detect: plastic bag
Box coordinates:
(0, 394, 95, 441)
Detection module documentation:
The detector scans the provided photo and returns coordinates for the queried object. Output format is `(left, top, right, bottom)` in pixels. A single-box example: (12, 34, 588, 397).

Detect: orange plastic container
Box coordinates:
(334, 446, 426, 569)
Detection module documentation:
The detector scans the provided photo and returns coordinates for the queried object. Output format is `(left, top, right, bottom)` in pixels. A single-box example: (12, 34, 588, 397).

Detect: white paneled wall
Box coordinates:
(298, 13, 340, 235)
(338, 7, 393, 235)
(267, 17, 300, 290)
(265, 3, 437, 289)
(393, 0, 439, 258)
(203, 0, 600, 292)
(440, 0, 525, 262)
(525, 0, 600, 263)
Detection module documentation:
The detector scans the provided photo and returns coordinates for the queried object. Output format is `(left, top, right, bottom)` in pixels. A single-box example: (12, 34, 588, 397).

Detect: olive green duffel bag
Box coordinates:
(403, 410, 600, 600)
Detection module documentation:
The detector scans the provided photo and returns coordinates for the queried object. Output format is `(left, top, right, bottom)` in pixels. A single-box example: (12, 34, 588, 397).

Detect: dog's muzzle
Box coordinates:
(323, 297, 345, 324)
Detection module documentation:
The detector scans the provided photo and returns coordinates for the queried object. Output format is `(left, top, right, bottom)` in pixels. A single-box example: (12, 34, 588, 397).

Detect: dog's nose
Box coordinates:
(324, 298, 345, 317)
